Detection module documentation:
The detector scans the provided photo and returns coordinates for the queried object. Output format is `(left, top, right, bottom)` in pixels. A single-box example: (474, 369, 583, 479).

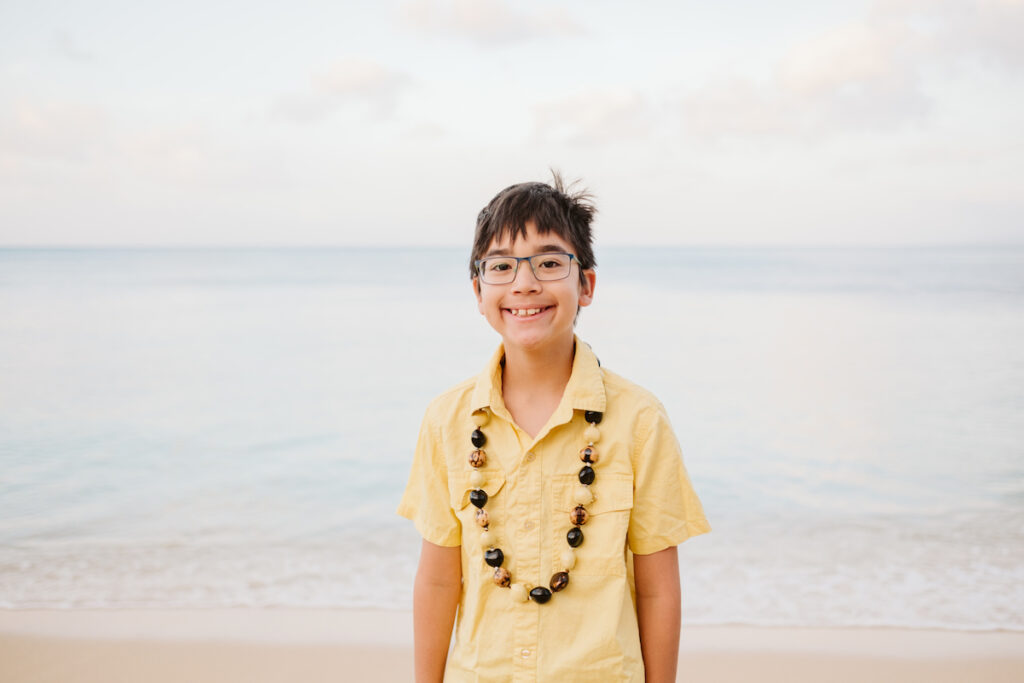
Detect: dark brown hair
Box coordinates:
(469, 171, 597, 281)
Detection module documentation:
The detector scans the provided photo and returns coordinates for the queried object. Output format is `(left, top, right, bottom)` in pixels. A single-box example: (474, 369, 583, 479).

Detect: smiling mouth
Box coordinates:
(506, 306, 552, 318)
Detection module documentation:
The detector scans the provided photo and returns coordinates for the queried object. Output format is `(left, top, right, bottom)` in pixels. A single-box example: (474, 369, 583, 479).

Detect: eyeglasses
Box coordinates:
(474, 252, 577, 285)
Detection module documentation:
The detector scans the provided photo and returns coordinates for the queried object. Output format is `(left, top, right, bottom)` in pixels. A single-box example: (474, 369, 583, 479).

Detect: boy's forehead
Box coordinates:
(484, 221, 574, 254)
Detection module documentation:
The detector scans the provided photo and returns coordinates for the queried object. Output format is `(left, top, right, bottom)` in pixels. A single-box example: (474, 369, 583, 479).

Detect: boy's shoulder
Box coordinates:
(422, 374, 478, 421)
(599, 364, 667, 414)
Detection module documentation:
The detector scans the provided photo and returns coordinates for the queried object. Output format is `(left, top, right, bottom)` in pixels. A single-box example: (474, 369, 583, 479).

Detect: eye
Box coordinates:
(537, 254, 569, 269)
(487, 260, 512, 272)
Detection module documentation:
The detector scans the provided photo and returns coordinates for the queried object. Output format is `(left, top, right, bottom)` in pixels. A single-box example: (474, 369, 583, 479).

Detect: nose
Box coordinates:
(511, 259, 541, 292)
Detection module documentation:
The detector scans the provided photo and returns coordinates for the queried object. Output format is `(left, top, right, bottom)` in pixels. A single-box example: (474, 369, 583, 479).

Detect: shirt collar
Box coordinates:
(470, 334, 606, 416)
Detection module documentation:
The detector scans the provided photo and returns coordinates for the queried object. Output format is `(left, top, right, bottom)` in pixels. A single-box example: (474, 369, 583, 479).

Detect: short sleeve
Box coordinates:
(627, 403, 710, 555)
(396, 406, 462, 547)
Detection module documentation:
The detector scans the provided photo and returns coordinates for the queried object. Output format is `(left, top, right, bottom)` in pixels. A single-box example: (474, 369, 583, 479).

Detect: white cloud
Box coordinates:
(0, 99, 111, 161)
(680, 6, 948, 139)
(0, 97, 275, 198)
(776, 21, 914, 95)
(533, 89, 651, 145)
(272, 58, 411, 123)
(680, 79, 792, 138)
(400, 0, 582, 44)
(403, 121, 447, 140)
(874, 0, 1024, 69)
(314, 59, 410, 102)
(53, 30, 95, 63)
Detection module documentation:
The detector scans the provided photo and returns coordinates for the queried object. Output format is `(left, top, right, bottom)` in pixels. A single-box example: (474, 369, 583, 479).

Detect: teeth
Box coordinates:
(511, 308, 543, 317)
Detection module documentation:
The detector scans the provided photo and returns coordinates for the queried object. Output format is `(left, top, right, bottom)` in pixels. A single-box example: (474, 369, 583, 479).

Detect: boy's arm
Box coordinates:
(633, 545, 681, 683)
(413, 539, 462, 683)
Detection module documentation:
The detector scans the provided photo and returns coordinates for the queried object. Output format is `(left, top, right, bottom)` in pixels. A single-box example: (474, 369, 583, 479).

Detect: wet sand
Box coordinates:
(1, 609, 1022, 682)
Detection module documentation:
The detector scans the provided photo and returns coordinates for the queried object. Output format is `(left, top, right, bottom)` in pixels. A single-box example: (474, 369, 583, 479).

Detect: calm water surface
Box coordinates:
(1, 246, 1022, 630)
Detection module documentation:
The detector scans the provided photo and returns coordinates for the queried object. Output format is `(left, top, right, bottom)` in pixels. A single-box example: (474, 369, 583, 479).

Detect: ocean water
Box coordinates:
(1, 246, 1022, 630)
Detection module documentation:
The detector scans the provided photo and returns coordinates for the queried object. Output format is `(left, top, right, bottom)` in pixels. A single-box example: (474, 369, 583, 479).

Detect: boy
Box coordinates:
(398, 174, 709, 682)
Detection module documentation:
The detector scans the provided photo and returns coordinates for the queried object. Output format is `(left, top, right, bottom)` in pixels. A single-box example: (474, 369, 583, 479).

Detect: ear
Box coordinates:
(578, 269, 596, 308)
(472, 277, 484, 312)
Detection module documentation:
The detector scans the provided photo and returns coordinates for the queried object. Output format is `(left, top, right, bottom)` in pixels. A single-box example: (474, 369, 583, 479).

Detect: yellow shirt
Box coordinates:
(398, 338, 710, 682)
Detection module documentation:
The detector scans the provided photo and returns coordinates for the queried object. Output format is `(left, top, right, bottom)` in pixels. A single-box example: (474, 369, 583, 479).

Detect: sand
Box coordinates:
(2, 609, 1022, 682)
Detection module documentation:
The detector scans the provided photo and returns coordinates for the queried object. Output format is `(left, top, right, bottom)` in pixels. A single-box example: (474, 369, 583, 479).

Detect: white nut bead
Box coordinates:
(479, 530, 493, 548)
(584, 424, 601, 443)
(574, 485, 594, 506)
(471, 411, 490, 427)
(469, 469, 485, 487)
(510, 583, 529, 603)
(560, 548, 576, 571)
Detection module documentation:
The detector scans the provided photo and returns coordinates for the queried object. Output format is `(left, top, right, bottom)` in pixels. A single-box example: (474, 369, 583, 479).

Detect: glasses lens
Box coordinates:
(479, 257, 518, 284)
(530, 253, 572, 280)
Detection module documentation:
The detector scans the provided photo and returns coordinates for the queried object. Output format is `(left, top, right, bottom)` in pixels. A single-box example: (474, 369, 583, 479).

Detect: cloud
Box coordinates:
(53, 30, 95, 63)
(681, 0, 1021, 140)
(0, 97, 274, 196)
(400, 0, 582, 44)
(274, 57, 413, 124)
(874, 0, 1024, 69)
(533, 89, 651, 145)
(403, 121, 447, 140)
(272, 58, 411, 123)
(776, 20, 916, 95)
(0, 99, 111, 161)
(681, 79, 793, 138)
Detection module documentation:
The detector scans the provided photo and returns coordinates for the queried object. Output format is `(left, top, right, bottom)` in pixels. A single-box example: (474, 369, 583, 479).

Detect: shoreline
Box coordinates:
(2, 609, 1023, 682)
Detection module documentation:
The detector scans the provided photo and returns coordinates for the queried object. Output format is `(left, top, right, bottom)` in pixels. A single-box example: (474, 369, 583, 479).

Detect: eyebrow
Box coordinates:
(483, 244, 568, 257)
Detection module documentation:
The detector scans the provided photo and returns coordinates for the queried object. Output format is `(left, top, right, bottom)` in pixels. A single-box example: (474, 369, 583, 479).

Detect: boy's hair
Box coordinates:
(470, 171, 597, 281)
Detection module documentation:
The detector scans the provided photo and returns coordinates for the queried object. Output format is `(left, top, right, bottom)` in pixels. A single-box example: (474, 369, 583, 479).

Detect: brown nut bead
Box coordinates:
(569, 505, 589, 526)
(493, 566, 511, 587)
(475, 507, 489, 527)
(579, 446, 599, 464)
(550, 571, 569, 593)
(468, 449, 487, 468)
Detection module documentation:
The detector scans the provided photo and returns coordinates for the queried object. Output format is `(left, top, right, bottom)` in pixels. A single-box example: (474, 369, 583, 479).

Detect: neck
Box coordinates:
(501, 336, 575, 399)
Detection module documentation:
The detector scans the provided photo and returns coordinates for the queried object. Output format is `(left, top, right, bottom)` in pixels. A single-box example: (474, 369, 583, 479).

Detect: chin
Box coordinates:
(502, 328, 573, 353)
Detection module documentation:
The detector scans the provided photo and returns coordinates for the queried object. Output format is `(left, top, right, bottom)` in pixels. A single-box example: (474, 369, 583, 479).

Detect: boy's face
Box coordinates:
(473, 221, 596, 355)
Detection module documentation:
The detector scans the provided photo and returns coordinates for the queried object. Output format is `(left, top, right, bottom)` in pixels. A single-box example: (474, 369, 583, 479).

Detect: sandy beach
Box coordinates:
(2, 609, 1022, 683)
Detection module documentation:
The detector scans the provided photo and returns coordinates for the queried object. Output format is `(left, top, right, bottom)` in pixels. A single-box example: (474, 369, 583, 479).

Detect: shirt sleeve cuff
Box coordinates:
(396, 503, 461, 547)
(629, 518, 711, 555)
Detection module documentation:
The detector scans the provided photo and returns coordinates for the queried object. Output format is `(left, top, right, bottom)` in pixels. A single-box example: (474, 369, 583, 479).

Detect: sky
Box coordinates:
(1, 0, 1022, 246)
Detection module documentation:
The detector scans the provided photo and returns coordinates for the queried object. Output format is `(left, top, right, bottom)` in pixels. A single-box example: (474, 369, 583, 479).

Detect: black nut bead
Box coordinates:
(584, 410, 603, 424)
(578, 465, 595, 486)
(566, 527, 584, 547)
(529, 587, 552, 604)
(550, 571, 569, 592)
(471, 429, 486, 448)
(484, 548, 504, 567)
(469, 489, 488, 508)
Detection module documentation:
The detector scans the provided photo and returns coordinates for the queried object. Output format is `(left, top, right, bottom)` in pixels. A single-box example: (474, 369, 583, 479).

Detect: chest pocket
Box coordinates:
(449, 469, 507, 546)
(551, 472, 634, 576)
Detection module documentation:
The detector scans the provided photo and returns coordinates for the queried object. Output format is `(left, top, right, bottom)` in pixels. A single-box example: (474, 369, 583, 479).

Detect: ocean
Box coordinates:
(1, 246, 1022, 630)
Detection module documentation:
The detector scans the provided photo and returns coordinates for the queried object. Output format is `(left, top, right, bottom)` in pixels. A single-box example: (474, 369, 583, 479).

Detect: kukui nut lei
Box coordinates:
(467, 409, 603, 604)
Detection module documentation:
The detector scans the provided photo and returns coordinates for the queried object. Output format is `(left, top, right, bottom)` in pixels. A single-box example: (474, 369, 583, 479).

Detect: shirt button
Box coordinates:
(521, 649, 531, 658)
(524, 452, 536, 463)
(523, 520, 534, 531)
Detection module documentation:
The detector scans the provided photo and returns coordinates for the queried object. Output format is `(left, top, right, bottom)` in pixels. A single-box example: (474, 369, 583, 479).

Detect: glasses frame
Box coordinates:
(474, 252, 579, 285)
